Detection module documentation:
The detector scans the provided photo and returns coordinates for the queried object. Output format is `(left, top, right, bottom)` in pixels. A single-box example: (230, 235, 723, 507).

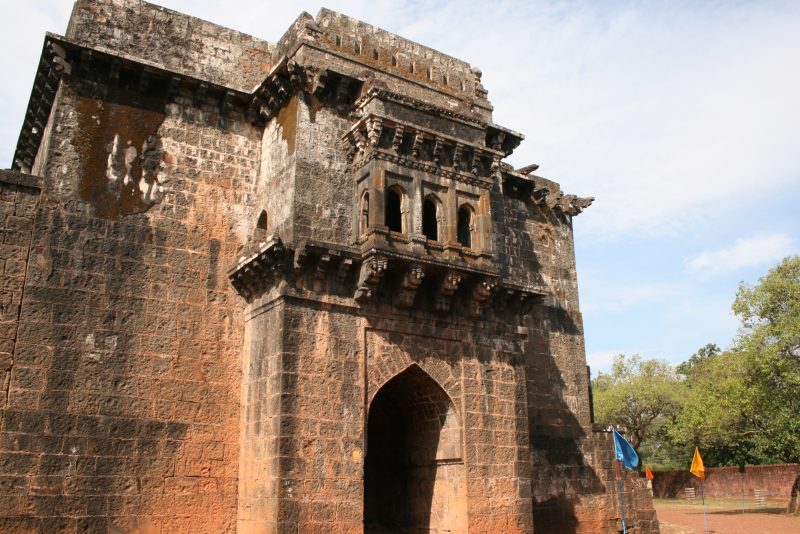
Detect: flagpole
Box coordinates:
(700, 479, 708, 534)
(616, 459, 627, 534)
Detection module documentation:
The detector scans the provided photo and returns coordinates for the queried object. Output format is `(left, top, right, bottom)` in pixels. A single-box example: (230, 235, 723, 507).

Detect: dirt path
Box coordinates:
(655, 500, 799, 534)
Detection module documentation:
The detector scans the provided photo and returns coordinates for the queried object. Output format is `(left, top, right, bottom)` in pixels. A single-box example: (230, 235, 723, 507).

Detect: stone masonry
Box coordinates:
(0, 1, 659, 533)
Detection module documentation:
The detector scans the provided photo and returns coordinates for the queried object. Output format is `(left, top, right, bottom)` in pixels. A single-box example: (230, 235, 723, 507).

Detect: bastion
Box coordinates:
(0, 1, 659, 532)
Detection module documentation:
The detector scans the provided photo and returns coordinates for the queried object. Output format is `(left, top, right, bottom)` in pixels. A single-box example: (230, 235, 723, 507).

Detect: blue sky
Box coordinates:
(2, 0, 799, 374)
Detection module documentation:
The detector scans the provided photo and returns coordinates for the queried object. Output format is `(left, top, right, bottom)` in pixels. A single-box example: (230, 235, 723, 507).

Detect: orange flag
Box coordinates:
(645, 465, 654, 480)
(690, 447, 705, 479)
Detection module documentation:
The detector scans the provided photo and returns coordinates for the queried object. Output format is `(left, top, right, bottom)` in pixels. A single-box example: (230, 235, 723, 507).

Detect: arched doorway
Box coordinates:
(364, 365, 467, 533)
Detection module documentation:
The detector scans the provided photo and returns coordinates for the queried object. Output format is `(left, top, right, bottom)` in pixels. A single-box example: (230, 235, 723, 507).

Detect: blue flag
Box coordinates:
(612, 427, 639, 470)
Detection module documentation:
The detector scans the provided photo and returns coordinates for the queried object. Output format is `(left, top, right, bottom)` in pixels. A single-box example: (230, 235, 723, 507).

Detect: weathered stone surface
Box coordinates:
(1, 1, 658, 533)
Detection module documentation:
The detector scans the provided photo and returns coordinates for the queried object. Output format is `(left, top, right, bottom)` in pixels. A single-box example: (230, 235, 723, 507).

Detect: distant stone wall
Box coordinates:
(652, 464, 800, 499)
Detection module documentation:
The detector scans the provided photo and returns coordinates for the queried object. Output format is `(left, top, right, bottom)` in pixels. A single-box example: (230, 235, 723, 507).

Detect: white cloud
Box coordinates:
(2, 0, 799, 243)
(685, 233, 796, 274)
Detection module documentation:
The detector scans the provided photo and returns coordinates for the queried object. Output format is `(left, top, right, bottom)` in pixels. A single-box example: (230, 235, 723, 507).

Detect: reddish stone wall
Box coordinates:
(652, 464, 800, 499)
(0, 75, 260, 531)
(0, 172, 42, 412)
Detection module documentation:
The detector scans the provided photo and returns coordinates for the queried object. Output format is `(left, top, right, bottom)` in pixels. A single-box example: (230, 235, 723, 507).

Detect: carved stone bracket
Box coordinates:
(391, 126, 404, 153)
(355, 255, 388, 303)
(367, 117, 383, 147)
(248, 59, 306, 124)
(435, 271, 462, 313)
(501, 169, 594, 217)
(393, 264, 425, 308)
(465, 278, 497, 318)
(229, 237, 290, 301)
(494, 283, 546, 316)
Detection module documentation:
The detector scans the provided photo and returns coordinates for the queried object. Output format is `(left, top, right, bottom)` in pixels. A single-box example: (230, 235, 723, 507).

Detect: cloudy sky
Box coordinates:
(2, 0, 799, 374)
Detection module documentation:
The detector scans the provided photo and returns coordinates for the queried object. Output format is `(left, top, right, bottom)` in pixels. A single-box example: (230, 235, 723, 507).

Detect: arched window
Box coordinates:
(254, 210, 269, 240)
(385, 187, 404, 233)
(359, 191, 370, 236)
(457, 205, 474, 248)
(256, 210, 268, 231)
(422, 197, 439, 241)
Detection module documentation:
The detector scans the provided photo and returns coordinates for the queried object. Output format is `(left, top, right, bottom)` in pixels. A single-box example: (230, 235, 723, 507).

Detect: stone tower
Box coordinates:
(0, 1, 658, 532)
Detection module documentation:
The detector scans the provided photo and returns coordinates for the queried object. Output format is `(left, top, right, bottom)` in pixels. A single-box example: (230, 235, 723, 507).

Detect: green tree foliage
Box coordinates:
(731, 255, 800, 463)
(676, 343, 721, 377)
(669, 256, 800, 466)
(592, 354, 683, 463)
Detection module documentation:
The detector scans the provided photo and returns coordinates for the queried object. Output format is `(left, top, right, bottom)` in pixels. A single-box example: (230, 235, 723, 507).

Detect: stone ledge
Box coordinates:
(0, 169, 42, 192)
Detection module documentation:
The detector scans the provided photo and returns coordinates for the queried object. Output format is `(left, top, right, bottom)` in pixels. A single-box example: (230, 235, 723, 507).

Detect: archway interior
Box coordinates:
(364, 365, 465, 533)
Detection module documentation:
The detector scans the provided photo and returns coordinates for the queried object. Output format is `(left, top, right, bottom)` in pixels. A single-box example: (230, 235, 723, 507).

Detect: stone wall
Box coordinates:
(0, 68, 259, 531)
(653, 463, 800, 499)
(0, 171, 42, 412)
(66, 0, 273, 91)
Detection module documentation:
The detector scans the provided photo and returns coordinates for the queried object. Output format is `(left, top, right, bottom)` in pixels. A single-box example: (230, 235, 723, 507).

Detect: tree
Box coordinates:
(592, 354, 684, 468)
(668, 349, 761, 466)
(733, 256, 800, 511)
(676, 343, 721, 377)
(669, 256, 800, 509)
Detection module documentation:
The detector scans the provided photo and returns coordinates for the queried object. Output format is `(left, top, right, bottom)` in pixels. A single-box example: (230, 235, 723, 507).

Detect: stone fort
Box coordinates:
(0, 1, 659, 532)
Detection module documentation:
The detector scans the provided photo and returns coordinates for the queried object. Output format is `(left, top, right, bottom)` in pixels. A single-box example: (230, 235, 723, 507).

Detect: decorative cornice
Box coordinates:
(228, 235, 546, 319)
(354, 87, 486, 128)
(344, 114, 504, 187)
(246, 58, 306, 124)
(502, 169, 594, 217)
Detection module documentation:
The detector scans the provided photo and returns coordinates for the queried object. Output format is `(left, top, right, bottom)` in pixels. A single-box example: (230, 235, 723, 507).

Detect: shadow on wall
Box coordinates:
(3, 79, 202, 529)
(507, 196, 605, 532)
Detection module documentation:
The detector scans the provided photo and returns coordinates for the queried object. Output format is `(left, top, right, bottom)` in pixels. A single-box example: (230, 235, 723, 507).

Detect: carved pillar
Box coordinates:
(370, 167, 385, 228)
(446, 179, 458, 245)
(478, 192, 493, 254)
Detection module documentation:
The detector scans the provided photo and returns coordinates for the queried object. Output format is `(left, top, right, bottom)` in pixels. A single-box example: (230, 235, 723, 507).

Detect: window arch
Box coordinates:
(457, 204, 474, 248)
(385, 186, 405, 233)
(359, 191, 370, 236)
(422, 196, 440, 241)
(256, 210, 268, 231)
(254, 209, 269, 240)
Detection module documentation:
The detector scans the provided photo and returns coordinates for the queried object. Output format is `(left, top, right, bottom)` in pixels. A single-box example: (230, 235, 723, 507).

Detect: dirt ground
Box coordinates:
(654, 499, 799, 534)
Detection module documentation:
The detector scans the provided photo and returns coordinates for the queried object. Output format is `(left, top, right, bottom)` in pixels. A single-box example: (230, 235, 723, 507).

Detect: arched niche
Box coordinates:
(364, 364, 467, 533)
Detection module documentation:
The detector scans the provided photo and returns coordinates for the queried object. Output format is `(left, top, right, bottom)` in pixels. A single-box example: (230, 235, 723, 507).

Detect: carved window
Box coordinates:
(386, 187, 405, 233)
(457, 204, 474, 248)
(422, 196, 440, 241)
(359, 191, 370, 236)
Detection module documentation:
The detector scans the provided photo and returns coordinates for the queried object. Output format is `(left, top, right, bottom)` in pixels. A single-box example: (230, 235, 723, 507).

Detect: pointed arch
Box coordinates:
(385, 185, 406, 233)
(422, 195, 441, 242)
(457, 203, 475, 248)
(256, 209, 268, 230)
(364, 363, 466, 533)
